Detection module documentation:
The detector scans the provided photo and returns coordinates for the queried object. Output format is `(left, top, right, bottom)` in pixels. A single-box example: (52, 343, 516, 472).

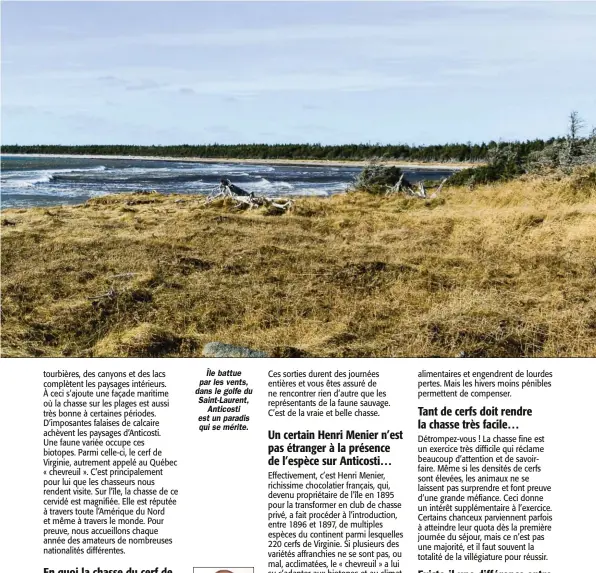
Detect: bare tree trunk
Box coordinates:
(429, 178, 447, 199)
(386, 173, 405, 195)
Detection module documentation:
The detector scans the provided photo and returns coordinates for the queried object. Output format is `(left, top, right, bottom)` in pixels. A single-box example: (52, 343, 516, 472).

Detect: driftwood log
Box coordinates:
(206, 179, 293, 212)
(429, 178, 447, 199)
(385, 173, 406, 195)
(385, 173, 447, 199)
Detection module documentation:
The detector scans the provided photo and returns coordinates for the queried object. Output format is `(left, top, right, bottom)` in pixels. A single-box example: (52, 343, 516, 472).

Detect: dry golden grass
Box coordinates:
(2, 167, 595, 357)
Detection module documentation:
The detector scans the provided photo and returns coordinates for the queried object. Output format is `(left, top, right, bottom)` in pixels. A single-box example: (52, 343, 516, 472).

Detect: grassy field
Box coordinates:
(2, 167, 595, 357)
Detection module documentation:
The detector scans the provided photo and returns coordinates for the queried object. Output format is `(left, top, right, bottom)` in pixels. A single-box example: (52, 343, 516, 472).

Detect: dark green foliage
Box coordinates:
(421, 178, 444, 187)
(447, 118, 596, 186)
(447, 167, 485, 186)
(447, 162, 523, 186)
(525, 113, 595, 174)
(352, 164, 413, 194)
(356, 165, 406, 187)
(1, 139, 558, 163)
(447, 146, 526, 186)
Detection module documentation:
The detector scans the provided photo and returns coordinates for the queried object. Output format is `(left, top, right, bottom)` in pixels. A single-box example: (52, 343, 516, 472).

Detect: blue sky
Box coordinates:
(2, 1, 596, 145)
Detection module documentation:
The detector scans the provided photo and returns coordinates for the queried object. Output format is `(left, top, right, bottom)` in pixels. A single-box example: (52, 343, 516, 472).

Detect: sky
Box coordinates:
(2, 1, 596, 146)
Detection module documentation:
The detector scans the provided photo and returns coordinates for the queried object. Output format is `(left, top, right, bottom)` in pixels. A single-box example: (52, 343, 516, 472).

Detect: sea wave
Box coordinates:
(2, 155, 451, 209)
(244, 177, 296, 192)
(1, 166, 106, 189)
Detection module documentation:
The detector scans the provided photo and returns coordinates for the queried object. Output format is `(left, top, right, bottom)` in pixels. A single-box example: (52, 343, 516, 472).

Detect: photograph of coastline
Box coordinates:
(2, 1, 595, 358)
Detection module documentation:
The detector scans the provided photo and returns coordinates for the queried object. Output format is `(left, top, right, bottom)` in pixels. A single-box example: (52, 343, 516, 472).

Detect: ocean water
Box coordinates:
(0, 155, 456, 209)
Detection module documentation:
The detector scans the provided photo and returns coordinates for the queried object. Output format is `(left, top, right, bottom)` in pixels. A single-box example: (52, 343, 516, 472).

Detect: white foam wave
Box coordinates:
(250, 177, 273, 188)
(243, 177, 296, 192)
(1, 159, 355, 207)
(286, 183, 349, 196)
(2, 174, 52, 188)
(185, 162, 270, 175)
(1, 166, 106, 189)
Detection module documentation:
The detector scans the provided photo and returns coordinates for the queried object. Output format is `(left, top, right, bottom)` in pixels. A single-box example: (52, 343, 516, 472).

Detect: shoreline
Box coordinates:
(1, 153, 472, 170)
(2, 171, 595, 358)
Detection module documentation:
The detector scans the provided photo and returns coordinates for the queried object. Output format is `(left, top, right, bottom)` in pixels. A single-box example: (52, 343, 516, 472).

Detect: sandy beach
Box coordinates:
(2, 153, 474, 170)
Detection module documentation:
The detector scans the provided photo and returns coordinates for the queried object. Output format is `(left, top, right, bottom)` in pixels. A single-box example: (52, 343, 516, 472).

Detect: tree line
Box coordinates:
(1, 139, 559, 163)
(449, 112, 596, 186)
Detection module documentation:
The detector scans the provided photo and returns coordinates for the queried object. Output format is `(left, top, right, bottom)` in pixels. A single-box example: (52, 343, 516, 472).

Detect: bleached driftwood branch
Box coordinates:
(206, 178, 293, 211)
(206, 178, 253, 203)
(429, 178, 447, 199)
(416, 181, 427, 198)
(386, 173, 406, 195)
(233, 195, 294, 211)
